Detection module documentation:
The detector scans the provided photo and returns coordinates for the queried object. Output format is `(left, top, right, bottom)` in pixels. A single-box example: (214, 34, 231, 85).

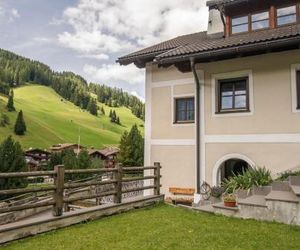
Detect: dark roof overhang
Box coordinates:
(207, 0, 249, 9)
(155, 36, 300, 70)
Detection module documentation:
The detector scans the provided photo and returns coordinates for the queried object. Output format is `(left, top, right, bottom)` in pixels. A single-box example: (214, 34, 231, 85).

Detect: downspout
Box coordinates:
(190, 58, 201, 194)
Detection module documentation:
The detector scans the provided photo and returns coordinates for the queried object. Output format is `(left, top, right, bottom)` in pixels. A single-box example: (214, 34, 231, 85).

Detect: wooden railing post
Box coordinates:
(154, 162, 161, 195)
(53, 165, 65, 216)
(114, 163, 122, 204)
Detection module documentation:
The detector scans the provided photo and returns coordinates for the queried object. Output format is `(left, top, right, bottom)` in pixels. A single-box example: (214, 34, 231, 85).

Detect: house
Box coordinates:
(118, 0, 300, 202)
(25, 148, 51, 171)
(49, 143, 85, 153)
(88, 147, 119, 167)
(88, 147, 119, 160)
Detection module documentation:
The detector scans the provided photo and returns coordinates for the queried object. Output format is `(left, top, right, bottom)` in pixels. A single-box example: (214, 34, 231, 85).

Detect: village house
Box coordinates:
(88, 147, 119, 167)
(25, 148, 51, 171)
(118, 0, 300, 202)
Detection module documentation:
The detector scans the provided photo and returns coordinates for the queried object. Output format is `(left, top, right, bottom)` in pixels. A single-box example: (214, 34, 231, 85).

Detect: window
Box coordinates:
(277, 5, 297, 26)
(217, 77, 249, 113)
(232, 15, 249, 34)
(297, 71, 300, 109)
(251, 11, 269, 30)
(175, 97, 194, 123)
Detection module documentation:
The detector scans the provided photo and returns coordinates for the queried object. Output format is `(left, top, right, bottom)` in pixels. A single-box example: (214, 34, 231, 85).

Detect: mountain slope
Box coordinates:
(0, 85, 144, 149)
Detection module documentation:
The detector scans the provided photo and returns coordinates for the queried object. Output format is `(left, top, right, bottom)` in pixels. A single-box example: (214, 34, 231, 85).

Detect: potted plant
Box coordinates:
(223, 193, 237, 207)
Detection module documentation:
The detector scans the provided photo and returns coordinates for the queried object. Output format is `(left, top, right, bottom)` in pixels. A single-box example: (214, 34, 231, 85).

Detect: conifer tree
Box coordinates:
(118, 125, 144, 166)
(109, 109, 113, 118)
(87, 98, 97, 116)
(116, 116, 120, 125)
(14, 110, 27, 135)
(0, 136, 27, 196)
(110, 110, 117, 123)
(101, 106, 105, 115)
(6, 90, 15, 112)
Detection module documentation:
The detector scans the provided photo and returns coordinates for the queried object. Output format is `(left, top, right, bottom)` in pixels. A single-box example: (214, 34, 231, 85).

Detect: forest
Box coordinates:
(0, 49, 144, 119)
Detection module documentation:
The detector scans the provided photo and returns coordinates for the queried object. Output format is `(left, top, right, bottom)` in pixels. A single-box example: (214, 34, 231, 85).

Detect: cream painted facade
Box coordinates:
(145, 49, 300, 199)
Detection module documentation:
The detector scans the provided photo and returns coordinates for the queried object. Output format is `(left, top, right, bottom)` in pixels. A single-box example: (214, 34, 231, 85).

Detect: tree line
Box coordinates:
(89, 83, 145, 120)
(0, 48, 144, 120)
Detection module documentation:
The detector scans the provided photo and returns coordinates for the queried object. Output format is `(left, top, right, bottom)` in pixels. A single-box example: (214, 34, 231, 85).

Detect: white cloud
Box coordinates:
(79, 53, 109, 60)
(58, 0, 208, 54)
(83, 63, 144, 85)
(0, 5, 20, 23)
(58, 0, 209, 98)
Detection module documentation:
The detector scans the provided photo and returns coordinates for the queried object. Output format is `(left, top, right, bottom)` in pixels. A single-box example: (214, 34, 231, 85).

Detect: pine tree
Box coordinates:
(118, 125, 144, 166)
(109, 109, 113, 118)
(118, 131, 130, 165)
(116, 116, 120, 125)
(6, 90, 15, 112)
(110, 110, 117, 123)
(101, 106, 105, 115)
(87, 98, 97, 116)
(14, 110, 27, 135)
(0, 136, 27, 197)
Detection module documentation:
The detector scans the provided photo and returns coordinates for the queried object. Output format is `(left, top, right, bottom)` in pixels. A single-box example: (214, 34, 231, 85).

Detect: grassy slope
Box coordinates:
(0, 85, 144, 149)
(3, 204, 300, 250)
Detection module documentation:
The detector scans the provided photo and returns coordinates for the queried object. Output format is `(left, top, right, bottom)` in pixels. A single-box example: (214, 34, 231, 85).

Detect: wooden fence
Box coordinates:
(0, 163, 161, 217)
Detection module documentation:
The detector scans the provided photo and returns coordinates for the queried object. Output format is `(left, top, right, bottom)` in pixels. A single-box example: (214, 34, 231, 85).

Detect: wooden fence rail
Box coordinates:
(0, 163, 161, 217)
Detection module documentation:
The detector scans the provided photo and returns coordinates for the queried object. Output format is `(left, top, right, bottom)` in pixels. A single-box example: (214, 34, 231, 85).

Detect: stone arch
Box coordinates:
(212, 153, 255, 186)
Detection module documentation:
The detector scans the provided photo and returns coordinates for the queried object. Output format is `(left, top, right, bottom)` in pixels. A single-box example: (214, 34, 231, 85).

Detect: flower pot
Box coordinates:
(224, 201, 236, 207)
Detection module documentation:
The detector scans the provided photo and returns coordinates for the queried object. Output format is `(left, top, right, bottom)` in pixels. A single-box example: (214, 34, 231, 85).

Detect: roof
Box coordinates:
(88, 147, 120, 157)
(25, 148, 51, 155)
(50, 143, 84, 151)
(117, 32, 208, 66)
(118, 24, 300, 67)
(206, 0, 247, 8)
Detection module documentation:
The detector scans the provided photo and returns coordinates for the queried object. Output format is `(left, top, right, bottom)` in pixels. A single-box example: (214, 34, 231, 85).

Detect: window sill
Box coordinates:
(173, 121, 195, 124)
(215, 109, 250, 115)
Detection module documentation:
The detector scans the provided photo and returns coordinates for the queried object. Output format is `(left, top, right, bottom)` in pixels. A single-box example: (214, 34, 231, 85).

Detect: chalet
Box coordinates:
(25, 148, 51, 171)
(88, 147, 120, 167)
(49, 143, 85, 153)
(118, 0, 300, 202)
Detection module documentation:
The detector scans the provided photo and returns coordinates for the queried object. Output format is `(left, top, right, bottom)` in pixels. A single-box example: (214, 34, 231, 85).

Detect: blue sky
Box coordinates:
(0, 0, 208, 100)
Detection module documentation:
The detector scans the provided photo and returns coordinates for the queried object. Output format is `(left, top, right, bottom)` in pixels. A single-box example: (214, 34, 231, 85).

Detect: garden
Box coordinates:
(2, 203, 300, 250)
(210, 166, 300, 207)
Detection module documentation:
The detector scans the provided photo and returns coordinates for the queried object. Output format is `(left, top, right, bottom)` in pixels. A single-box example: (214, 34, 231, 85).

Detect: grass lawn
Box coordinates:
(3, 204, 300, 250)
(0, 84, 144, 149)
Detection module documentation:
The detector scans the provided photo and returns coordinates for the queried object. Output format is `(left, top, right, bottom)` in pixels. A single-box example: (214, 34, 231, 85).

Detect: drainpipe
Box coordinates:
(190, 58, 201, 194)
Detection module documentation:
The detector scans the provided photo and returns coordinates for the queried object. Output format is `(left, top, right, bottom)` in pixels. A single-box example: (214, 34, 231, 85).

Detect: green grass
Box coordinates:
(3, 204, 300, 250)
(0, 84, 144, 149)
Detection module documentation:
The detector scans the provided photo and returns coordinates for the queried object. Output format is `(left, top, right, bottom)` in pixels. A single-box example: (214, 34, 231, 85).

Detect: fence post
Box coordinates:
(53, 165, 65, 216)
(154, 162, 161, 195)
(114, 163, 122, 204)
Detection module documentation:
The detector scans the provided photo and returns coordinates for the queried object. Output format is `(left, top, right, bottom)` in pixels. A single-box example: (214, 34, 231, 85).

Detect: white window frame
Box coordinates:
(211, 70, 254, 117)
(291, 63, 300, 113)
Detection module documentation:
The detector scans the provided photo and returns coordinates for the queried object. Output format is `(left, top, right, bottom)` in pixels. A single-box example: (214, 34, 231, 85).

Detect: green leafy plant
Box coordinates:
(223, 193, 236, 202)
(222, 167, 272, 193)
(276, 170, 300, 181)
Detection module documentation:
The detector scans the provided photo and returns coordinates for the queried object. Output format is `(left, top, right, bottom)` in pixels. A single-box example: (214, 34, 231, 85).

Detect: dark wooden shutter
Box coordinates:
(297, 71, 300, 109)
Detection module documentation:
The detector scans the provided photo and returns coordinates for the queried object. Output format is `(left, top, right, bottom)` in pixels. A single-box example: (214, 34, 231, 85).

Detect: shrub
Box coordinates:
(276, 170, 300, 181)
(0, 113, 9, 127)
(222, 167, 272, 193)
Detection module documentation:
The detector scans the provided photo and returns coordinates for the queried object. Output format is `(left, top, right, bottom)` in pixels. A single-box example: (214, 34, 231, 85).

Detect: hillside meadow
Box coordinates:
(0, 84, 144, 150)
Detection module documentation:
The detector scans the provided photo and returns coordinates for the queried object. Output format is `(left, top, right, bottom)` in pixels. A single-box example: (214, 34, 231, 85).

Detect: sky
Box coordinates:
(0, 0, 209, 100)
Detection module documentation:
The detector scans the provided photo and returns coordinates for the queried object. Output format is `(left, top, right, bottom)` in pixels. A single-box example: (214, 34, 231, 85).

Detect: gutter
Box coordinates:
(190, 58, 201, 194)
